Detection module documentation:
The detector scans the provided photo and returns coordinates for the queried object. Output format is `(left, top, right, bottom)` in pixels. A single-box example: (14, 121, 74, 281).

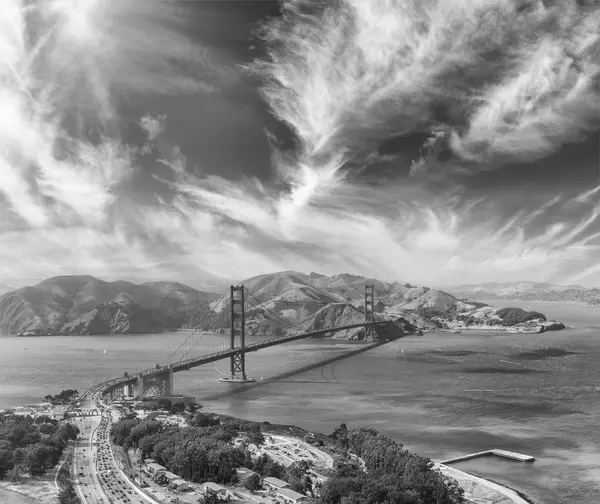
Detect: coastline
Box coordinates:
(436, 464, 534, 504)
(1, 399, 539, 504)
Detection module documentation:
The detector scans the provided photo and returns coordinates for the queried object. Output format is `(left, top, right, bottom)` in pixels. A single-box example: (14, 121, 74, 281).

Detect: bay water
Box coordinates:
(1, 299, 598, 504)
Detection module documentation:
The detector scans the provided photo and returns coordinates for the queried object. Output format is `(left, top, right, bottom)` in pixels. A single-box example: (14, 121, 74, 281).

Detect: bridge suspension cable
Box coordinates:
(242, 287, 302, 332)
(161, 296, 233, 365)
(243, 299, 298, 332)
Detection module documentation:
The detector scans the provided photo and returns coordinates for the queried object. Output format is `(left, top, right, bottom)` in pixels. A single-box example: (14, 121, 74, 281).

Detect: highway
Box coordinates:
(71, 397, 109, 504)
(69, 393, 155, 504)
(90, 393, 159, 504)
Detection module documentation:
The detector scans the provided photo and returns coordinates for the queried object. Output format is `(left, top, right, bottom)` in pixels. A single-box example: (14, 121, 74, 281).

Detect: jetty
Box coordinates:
(440, 449, 535, 464)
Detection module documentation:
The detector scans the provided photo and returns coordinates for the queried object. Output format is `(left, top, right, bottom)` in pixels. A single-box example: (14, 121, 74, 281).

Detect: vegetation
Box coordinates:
(321, 424, 464, 504)
(44, 389, 79, 405)
(495, 308, 546, 326)
(0, 412, 79, 480)
(112, 413, 464, 504)
(111, 416, 259, 484)
(58, 481, 81, 504)
(243, 472, 262, 491)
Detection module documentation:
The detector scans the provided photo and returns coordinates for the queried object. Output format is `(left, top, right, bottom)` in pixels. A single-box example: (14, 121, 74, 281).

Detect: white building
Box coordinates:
(263, 476, 291, 491)
(169, 478, 191, 491)
(277, 488, 307, 504)
(202, 482, 227, 496)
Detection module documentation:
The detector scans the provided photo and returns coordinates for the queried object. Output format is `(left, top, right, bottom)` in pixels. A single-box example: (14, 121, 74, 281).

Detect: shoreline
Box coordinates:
(436, 464, 535, 504)
(2, 337, 540, 504)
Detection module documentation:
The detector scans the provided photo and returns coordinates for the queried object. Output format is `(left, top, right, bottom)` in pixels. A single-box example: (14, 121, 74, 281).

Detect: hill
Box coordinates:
(0, 272, 568, 337)
(0, 276, 221, 336)
(447, 281, 600, 306)
(0, 284, 13, 295)
(209, 271, 566, 338)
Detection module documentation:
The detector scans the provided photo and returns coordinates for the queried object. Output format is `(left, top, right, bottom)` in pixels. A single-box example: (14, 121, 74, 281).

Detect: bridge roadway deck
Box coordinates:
(100, 321, 390, 392)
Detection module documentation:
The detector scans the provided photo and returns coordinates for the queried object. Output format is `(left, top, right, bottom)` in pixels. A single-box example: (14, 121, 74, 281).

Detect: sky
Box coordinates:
(1, 0, 600, 291)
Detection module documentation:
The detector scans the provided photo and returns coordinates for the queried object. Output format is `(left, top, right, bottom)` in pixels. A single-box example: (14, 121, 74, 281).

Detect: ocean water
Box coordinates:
(1, 301, 599, 504)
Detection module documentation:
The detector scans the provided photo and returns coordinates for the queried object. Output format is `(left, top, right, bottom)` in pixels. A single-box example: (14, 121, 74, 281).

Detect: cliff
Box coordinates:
(299, 303, 416, 340)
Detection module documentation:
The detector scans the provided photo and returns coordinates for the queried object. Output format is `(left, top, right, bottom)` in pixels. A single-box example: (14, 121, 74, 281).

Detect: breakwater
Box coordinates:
(440, 449, 535, 464)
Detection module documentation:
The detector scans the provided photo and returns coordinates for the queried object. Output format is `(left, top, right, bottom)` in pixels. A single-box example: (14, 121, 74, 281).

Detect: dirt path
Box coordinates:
(261, 433, 334, 469)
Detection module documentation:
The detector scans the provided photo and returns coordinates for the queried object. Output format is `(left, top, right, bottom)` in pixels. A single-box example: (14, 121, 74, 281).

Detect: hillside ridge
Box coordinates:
(447, 281, 600, 306)
(0, 272, 567, 336)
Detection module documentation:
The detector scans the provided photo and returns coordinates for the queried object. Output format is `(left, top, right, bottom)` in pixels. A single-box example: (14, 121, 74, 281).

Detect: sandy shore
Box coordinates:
(437, 464, 532, 504)
(259, 433, 532, 504)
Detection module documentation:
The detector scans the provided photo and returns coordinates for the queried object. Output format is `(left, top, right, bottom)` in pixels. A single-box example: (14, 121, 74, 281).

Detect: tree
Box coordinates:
(199, 493, 229, 504)
(244, 473, 261, 492)
(0, 445, 13, 479)
(191, 412, 210, 428)
(8, 464, 24, 483)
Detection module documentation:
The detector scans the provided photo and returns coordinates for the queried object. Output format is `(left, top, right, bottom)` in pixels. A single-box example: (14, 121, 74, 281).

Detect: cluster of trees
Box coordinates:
(243, 456, 313, 495)
(0, 413, 79, 480)
(58, 481, 80, 504)
(495, 308, 546, 326)
(111, 416, 264, 484)
(44, 389, 79, 405)
(112, 414, 466, 503)
(321, 424, 464, 504)
(132, 398, 205, 416)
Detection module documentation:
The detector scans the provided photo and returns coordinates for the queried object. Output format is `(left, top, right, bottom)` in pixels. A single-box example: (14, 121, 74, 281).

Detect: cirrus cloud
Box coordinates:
(1, 0, 599, 290)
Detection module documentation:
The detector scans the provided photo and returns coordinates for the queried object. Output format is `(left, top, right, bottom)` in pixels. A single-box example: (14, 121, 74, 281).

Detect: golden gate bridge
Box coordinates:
(88, 284, 392, 401)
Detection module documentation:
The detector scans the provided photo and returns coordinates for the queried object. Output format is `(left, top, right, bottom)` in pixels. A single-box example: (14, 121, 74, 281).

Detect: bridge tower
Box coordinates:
(364, 284, 375, 340)
(223, 285, 253, 382)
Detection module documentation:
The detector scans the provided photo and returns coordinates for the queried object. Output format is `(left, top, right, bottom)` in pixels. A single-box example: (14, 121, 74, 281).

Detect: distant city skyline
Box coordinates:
(1, 0, 600, 289)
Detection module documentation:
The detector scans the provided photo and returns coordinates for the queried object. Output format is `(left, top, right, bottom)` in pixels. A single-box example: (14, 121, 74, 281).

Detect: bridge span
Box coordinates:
(97, 284, 396, 400)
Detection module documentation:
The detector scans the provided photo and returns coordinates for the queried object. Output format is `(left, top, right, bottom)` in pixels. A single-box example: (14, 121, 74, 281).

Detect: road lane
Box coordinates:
(71, 397, 109, 504)
(91, 393, 158, 504)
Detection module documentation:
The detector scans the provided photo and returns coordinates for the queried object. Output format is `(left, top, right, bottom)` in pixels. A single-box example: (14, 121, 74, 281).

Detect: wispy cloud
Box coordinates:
(1, 0, 599, 289)
(0, 0, 231, 229)
(249, 0, 600, 183)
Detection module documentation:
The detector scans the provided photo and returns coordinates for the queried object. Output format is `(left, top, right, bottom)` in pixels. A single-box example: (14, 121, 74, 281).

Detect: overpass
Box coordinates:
(99, 284, 396, 399)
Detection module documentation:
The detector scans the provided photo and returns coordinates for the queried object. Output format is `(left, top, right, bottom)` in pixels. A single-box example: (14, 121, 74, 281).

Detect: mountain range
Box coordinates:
(0, 272, 568, 337)
(447, 282, 600, 306)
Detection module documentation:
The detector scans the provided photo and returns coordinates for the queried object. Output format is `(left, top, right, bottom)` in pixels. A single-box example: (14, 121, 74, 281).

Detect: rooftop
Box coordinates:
(203, 482, 226, 491)
(147, 463, 167, 471)
(263, 476, 291, 488)
(277, 487, 306, 501)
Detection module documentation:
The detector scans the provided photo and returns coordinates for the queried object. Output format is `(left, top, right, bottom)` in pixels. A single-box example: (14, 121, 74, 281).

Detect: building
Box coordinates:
(202, 482, 227, 496)
(146, 462, 167, 475)
(277, 488, 307, 504)
(235, 467, 258, 483)
(174, 495, 200, 504)
(263, 477, 291, 491)
(308, 470, 328, 486)
(144, 458, 157, 466)
(169, 478, 191, 491)
(163, 471, 180, 483)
